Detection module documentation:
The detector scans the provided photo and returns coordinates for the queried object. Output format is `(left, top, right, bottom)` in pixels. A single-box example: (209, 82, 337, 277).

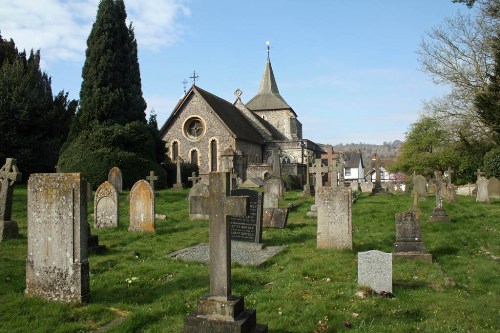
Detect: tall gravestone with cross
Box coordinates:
(271, 147, 282, 179)
(146, 171, 159, 192)
(0, 158, 22, 240)
(173, 157, 184, 189)
(444, 167, 456, 203)
(475, 169, 489, 203)
(303, 162, 312, 196)
(306, 158, 331, 218)
(188, 171, 201, 186)
(184, 172, 268, 332)
(429, 171, 449, 222)
(371, 157, 387, 195)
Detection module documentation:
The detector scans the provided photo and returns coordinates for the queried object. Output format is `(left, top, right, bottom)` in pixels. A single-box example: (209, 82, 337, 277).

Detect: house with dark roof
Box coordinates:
(159, 49, 322, 181)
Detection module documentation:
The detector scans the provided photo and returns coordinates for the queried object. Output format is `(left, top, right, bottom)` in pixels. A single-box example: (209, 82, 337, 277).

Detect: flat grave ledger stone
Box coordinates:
(413, 175, 427, 199)
(476, 177, 490, 203)
(0, 158, 22, 241)
(107, 166, 123, 194)
(488, 177, 500, 198)
(129, 180, 155, 232)
(189, 182, 210, 220)
(94, 181, 118, 228)
(184, 172, 268, 333)
(393, 211, 432, 263)
(316, 187, 352, 249)
(25, 173, 90, 303)
(358, 250, 392, 294)
(229, 189, 263, 243)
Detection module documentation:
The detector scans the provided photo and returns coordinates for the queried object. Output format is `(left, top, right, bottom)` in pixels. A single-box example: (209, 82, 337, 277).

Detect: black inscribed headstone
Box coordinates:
(229, 189, 263, 243)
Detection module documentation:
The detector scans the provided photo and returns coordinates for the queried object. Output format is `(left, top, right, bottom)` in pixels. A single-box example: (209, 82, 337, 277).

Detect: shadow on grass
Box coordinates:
(429, 246, 459, 259)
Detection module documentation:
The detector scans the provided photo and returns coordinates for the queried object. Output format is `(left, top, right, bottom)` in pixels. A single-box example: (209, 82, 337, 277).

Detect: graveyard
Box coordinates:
(1, 185, 498, 332)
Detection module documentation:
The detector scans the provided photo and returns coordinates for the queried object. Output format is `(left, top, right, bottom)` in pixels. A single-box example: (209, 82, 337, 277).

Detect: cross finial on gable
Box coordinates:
(190, 71, 199, 86)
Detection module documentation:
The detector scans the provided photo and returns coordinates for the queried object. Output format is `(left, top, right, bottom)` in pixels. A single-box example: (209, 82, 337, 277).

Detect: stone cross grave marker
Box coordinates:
(394, 211, 432, 262)
(0, 158, 22, 240)
(94, 181, 119, 228)
(303, 162, 312, 196)
(316, 187, 352, 249)
(184, 172, 267, 332)
(129, 180, 155, 232)
(107, 166, 122, 194)
(173, 157, 184, 189)
(371, 157, 386, 195)
(306, 159, 331, 218)
(430, 171, 449, 221)
(358, 250, 392, 294)
(188, 171, 201, 186)
(321, 146, 336, 186)
(444, 167, 456, 203)
(26, 173, 90, 303)
(146, 171, 158, 191)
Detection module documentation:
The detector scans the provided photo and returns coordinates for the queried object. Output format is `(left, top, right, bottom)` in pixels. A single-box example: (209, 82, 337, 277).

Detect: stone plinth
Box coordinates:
(429, 207, 449, 222)
(393, 211, 432, 263)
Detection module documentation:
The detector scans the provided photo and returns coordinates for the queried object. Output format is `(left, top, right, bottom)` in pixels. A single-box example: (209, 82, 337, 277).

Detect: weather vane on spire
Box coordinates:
(266, 40, 270, 59)
(182, 79, 188, 94)
(190, 70, 199, 86)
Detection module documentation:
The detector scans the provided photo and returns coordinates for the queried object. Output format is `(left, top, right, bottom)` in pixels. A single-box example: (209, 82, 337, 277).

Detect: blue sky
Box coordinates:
(0, 0, 474, 144)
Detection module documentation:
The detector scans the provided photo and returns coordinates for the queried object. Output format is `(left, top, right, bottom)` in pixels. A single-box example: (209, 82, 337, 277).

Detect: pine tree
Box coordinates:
(78, 0, 146, 127)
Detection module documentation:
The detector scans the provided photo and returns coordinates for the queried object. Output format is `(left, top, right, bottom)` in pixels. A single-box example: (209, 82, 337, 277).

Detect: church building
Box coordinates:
(159, 48, 323, 182)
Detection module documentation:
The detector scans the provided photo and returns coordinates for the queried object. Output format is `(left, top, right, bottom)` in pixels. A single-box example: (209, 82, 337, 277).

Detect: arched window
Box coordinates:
(172, 141, 179, 161)
(191, 150, 198, 166)
(210, 140, 218, 171)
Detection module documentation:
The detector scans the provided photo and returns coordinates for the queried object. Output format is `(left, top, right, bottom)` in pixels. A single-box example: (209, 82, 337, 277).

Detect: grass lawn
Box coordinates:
(0, 185, 499, 332)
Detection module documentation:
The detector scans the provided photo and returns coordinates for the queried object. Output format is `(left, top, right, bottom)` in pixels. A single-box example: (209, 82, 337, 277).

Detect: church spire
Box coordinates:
(246, 41, 291, 110)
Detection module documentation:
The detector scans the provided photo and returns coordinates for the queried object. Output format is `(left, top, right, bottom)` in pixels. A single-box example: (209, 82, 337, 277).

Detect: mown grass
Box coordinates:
(0, 186, 498, 332)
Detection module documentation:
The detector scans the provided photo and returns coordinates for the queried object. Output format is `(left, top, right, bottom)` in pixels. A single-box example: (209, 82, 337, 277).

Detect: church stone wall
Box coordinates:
(162, 94, 234, 176)
(254, 109, 302, 140)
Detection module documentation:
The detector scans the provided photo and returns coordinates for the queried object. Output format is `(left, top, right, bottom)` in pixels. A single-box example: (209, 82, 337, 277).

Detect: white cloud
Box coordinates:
(0, 0, 190, 64)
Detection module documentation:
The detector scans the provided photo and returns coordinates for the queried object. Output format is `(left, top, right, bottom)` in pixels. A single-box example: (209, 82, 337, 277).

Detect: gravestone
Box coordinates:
(189, 182, 210, 220)
(129, 180, 155, 232)
(240, 177, 264, 188)
(316, 187, 352, 249)
(488, 177, 500, 198)
(263, 178, 288, 227)
(25, 173, 90, 303)
(429, 171, 449, 222)
(146, 170, 159, 191)
(0, 158, 22, 241)
(360, 181, 373, 193)
(94, 181, 118, 228)
(184, 172, 268, 333)
(263, 207, 289, 228)
(107, 166, 123, 194)
(264, 177, 283, 199)
(173, 157, 184, 189)
(413, 174, 427, 200)
(393, 211, 432, 262)
(358, 250, 392, 294)
(229, 189, 263, 243)
(307, 159, 331, 217)
(476, 169, 489, 203)
(271, 147, 282, 179)
(188, 171, 201, 186)
(303, 162, 312, 196)
(444, 167, 456, 203)
(371, 157, 387, 195)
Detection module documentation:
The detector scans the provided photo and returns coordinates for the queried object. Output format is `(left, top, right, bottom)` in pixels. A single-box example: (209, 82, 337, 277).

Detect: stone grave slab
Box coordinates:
(129, 180, 155, 232)
(488, 177, 500, 198)
(229, 189, 263, 243)
(317, 187, 352, 249)
(94, 181, 118, 228)
(393, 211, 432, 263)
(263, 207, 288, 228)
(189, 182, 210, 220)
(476, 177, 489, 203)
(358, 250, 392, 294)
(26, 173, 90, 303)
(108, 166, 123, 194)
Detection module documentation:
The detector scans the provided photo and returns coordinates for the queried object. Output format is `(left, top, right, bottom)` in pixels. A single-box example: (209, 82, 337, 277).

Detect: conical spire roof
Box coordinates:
(246, 55, 291, 111)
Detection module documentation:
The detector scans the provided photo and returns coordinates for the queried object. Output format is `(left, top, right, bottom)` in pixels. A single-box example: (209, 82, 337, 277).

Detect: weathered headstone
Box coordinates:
(188, 171, 201, 186)
(371, 157, 387, 195)
(146, 170, 159, 191)
(316, 187, 352, 249)
(94, 181, 118, 228)
(476, 169, 489, 203)
(229, 189, 263, 243)
(129, 180, 155, 232)
(184, 172, 267, 332)
(488, 177, 500, 198)
(430, 171, 449, 222)
(358, 250, 392, 294)
(264, 177, 283, 199)
(413, 174, 427, 200)
(0, 158, 22, 240)
(107, 166, 123, 194)
(25, 173, 90, 303)
(307, 159, 331, 217)
(360, 181, 374, 193)
(393, 211, 432, 263)
(173, 157, 184, 189)
(263, 207, 289, 228)
(271, 147, 282, 179)
(303, 162, 312, 196)
(189, 182, 210, 220)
